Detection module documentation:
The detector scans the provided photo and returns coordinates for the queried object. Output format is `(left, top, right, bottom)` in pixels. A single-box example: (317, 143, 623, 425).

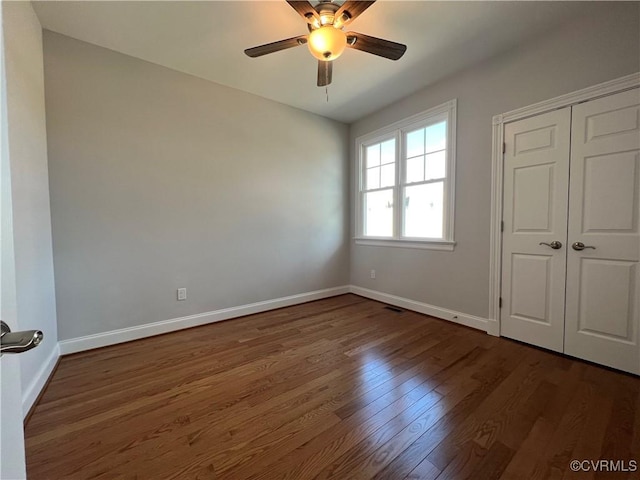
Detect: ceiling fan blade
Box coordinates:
(244, 35, 307, 58)
(345, 32, 407, 60)
(317, 60, 333, 87)
(286, 0, 321, 25)
(335, 1, 376, 27)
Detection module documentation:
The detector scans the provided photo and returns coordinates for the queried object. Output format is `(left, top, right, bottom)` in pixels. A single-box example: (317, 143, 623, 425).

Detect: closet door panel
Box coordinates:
(501, 108, 571, 352)
(565, 88, 640, 374)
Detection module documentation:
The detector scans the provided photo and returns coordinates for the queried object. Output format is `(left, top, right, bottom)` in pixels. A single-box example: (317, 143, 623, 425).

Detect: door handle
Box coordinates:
(539, 241, 563, 249)
(0, 321, 43, 355)
(572, 241, 596, 251)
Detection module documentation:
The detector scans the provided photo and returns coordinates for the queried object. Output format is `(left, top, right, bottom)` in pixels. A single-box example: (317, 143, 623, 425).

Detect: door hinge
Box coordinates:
(501, 220, 504, 232)
(499, 297, 503, 308)
(502, 142, 506, 154)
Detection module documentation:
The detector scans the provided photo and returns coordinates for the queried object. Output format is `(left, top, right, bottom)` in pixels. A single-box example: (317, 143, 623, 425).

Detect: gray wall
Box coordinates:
(350, 4, 640, 319)
(43, 32, 350, 341)
(2, 1, 58, 414)
(39, 3, 640, 340)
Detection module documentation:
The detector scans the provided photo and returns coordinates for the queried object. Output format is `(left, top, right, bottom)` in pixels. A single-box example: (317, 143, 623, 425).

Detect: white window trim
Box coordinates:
(355, 99, 457, 250)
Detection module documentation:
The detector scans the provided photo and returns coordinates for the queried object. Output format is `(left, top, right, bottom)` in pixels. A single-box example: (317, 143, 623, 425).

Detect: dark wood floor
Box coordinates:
(25, 295, 640, 479)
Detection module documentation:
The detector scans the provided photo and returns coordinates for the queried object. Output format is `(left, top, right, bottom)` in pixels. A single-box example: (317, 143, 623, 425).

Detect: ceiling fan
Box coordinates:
(244, 0, 407, 87)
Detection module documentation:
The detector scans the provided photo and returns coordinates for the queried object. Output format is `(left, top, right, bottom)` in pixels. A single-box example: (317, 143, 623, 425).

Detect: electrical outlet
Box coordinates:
(177, 288, 187, 301)
(370, 269, 376, 279)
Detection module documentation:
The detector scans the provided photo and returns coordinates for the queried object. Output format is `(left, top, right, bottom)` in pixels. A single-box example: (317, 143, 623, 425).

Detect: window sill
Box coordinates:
(354, 237, 456, 251)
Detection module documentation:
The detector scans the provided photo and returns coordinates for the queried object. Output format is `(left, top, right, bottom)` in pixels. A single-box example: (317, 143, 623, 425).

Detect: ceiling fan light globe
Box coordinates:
(308, 26, 347, 61)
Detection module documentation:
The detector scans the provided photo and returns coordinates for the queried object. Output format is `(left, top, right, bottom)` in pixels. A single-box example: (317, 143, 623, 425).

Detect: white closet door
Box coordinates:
(501, 108, 571, 352)
(564, 88, 640, 375)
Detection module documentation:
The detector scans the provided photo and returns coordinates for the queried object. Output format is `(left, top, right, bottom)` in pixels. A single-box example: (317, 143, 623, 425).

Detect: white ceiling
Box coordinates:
(33, 1, 605, 123)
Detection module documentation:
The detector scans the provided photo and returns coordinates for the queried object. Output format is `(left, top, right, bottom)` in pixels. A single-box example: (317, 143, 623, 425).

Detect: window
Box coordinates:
(356, 100, 456, 250)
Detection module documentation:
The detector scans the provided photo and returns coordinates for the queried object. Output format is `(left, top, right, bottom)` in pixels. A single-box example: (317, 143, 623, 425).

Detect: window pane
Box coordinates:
(425, 121, 446, 153)
(425, 150, 446, 180)
(380, 139, 395, 165)
(403, 182, 444, 238)
(366, 167, 380, 190)
(366, 144, 380, 168)
(380, 163, 395, 188)
(406, 156, 424, 183)
(406, 128, 425, 158)
(365, 189, 394, 237)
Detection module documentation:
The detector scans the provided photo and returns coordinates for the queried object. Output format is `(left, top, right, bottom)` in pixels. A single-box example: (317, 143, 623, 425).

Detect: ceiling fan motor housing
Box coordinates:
(309, 1, 350, 30)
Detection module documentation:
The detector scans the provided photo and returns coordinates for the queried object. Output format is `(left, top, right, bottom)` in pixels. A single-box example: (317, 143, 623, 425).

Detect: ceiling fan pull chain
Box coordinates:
(326, 86, 329, 103)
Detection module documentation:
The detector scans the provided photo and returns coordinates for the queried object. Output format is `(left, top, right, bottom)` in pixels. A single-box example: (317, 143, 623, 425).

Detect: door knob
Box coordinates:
(572, 241, 596, 251)
(0, 321, 43, 355)
(539, 241, 563, 249)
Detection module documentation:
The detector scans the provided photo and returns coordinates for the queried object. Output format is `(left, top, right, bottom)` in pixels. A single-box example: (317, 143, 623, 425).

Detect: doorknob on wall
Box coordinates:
(0, 321, 43, 355)
(539, 241, 563, 249)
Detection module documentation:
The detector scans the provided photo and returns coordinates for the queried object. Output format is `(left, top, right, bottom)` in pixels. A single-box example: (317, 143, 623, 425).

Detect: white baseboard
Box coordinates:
(30, 285, 487, 413)
(349, 286, 488, 332)
(22, 342, 60, 417)
(58, 286, 351, 355)
(57, 284, 490, 357)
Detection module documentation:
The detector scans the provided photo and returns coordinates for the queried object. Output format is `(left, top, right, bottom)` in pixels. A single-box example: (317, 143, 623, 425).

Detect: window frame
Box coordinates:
(355, 99, 457, 251)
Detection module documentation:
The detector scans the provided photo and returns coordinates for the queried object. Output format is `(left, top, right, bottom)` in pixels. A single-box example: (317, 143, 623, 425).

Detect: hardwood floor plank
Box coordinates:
(141, 350, 430, 477)
(404, 457, 440, 480)
(316, 343, 508, 479)
(425, 343, 538, 470)
(630, 393, 640, 478)
(371, 343, 519, 480)
(561, 391, 613, 480)
(312, 388, 448, 480)
(251, 389, 444, 480)
(499, 417, 558, 480)
(24, 295, 640, 480)
(469, 441, 515, 480)
(595, 379, 639, 480)
(497, 378, 557, 450)
(433, 440, 488, 480)
(528, 380, 596, 480)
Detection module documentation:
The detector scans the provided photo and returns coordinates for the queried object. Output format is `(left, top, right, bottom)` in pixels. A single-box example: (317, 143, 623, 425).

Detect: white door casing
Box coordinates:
(500, 108, 571, 353)
(564, 88, 640, 374)
(1, 3, 27, 476)
(0, 355, 27, 479)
